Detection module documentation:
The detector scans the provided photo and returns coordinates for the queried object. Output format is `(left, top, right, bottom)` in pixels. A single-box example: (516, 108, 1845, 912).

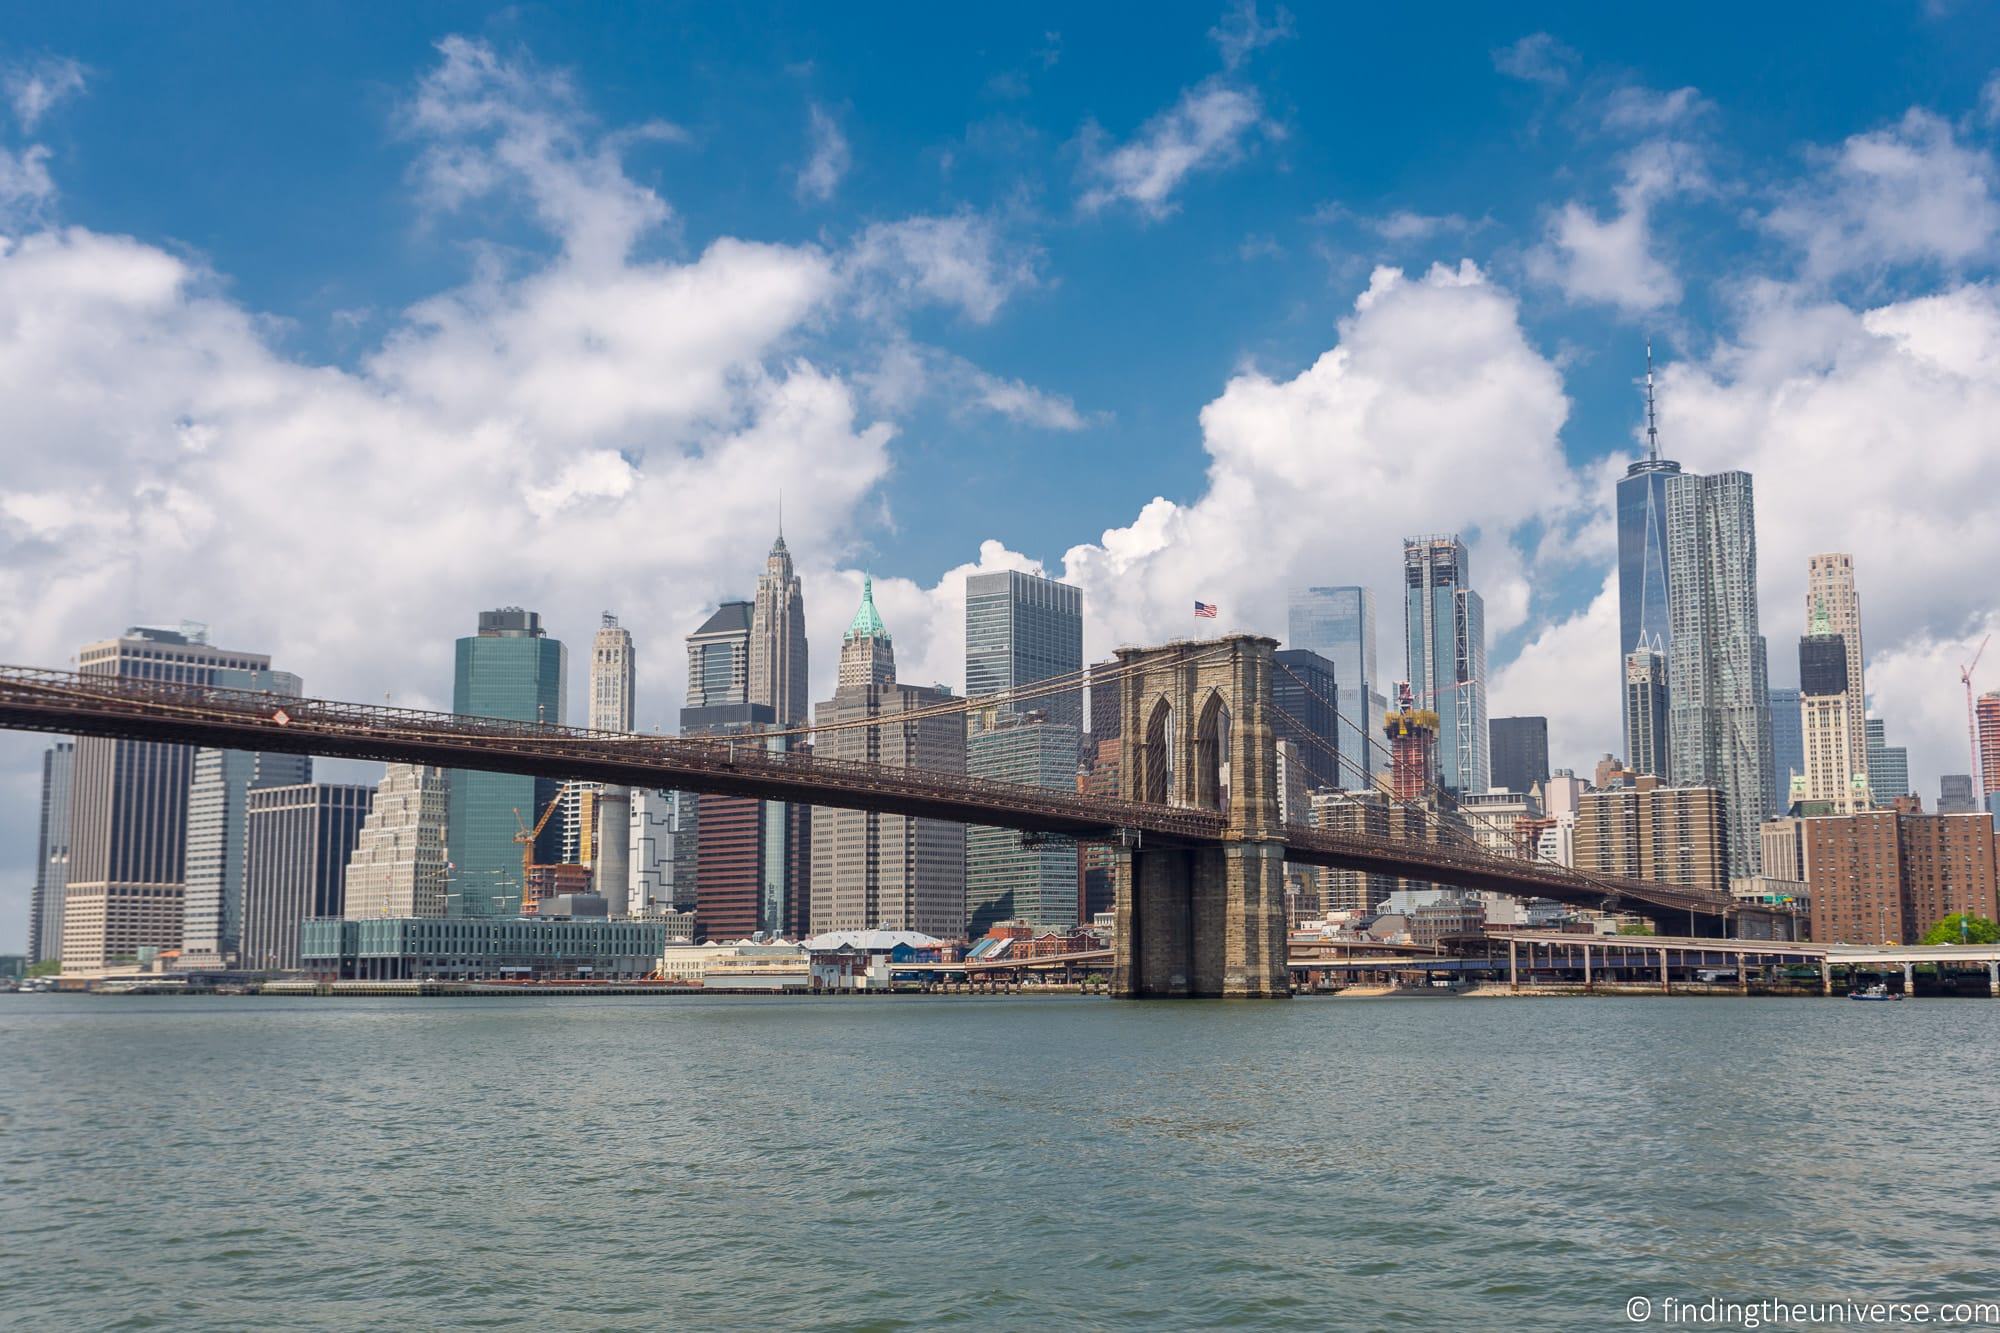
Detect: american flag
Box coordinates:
(1193, 600, 1218, 619)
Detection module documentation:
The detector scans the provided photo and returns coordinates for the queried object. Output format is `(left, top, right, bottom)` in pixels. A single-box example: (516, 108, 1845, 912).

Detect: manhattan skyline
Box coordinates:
(4, 3, 2000, 950)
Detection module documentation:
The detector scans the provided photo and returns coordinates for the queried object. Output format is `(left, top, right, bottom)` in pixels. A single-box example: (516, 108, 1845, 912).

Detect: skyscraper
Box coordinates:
(180, 667, 309, 966)
(1977, 692, 2000, 801)
(1799, 609, 1865, 813)
(1866, 718, 1910, 802)
(686, 601, 752, 707)
(965, 570, 1083, 734)
(447, 608, 567, 917)
(1625, 647, 1670, 779)
(963, 570, 1082, 934)
(240, 783, 373, 970)
(1489, 716, 1550, 795)
(343, 764, 451, 920)
(61, 626, 274, 970)
(1805, 554, 1868, 796)
(1939, 775, 1978, 815)
(1289, 586, 1386, 781)
(590, 613, 635, 732)
(1665, 470, 1772, 876)
(1271, 649, 1342, 791)
(628, 787, 689, 914)
(752, 528, 812, 924)
(680, 597, 747, 932)
(27, 741, 73, 966)
(1402, 535, 1487, 796)
(965, 711, 1081, 933)
(1616, 346, 1680, 774)
(181, 744, 312, 965)
(682, 600, 809, 940)
(1769, 686, 1803, 814)
(588, 613, 637, 915)
(1383, 682, 1438, 803)
(811, 578, 966, 938)
(749, 531, 809, 726)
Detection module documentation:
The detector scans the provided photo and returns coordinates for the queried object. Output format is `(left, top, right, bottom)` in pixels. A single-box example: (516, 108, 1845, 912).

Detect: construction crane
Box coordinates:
(514, 781, 577, 913)
(1964, 635, 1991, 803)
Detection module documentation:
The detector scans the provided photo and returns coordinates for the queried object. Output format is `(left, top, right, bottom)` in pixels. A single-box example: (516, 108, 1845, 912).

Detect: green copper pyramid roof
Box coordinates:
(846, 574, 889, 641)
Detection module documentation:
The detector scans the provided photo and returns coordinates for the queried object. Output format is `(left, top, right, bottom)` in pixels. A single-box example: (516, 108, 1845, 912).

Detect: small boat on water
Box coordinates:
(1847, 982, 1903, 1002)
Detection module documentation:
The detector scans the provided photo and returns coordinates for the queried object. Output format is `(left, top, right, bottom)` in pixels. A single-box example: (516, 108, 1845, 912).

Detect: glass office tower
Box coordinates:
(963, 570, 1083, 935)
(1617, 349, 1680, 771)
(447, 608, 567, 916)
(1665, 471, 1772, 877)
(964, 570, 1084, 735)
(1769, 686, 1803, 814)
(1287, 586, 1385, 783)
(1403, 536, 1488, 797)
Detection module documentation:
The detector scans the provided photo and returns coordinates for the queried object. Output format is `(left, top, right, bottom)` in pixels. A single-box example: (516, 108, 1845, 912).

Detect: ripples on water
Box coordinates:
(3, 994, 1996, 1330)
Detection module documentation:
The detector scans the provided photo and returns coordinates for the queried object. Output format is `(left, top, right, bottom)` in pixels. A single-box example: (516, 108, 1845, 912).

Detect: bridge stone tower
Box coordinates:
(1111, 633, 1289, 998)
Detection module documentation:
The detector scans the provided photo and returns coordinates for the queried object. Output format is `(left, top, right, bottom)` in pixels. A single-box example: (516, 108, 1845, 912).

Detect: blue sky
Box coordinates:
(5, 2, 2000, 948)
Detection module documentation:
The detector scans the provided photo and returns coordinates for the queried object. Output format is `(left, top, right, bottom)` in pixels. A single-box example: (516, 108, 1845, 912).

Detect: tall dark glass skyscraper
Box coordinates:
(1489, 716, 1550, 795)
(1769, 686, 1803, 813)
(1617, 348, 1680, 769)
(1271, 649, 1342, 791)
(447, 608, 567, 916)
(1288, 586, 1384, 783)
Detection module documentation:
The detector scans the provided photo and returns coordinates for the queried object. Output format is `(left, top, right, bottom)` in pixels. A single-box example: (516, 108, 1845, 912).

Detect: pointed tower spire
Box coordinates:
(846, 574, 888, 641)
(1645, 339, 1660, 463)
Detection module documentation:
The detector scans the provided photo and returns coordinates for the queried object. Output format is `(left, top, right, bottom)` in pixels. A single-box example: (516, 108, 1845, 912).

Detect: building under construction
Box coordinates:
(1383, 681, 1440, 804)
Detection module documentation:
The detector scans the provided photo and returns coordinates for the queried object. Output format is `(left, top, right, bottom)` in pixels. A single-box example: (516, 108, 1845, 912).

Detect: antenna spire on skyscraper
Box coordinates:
(1645, 340, 1660, 463)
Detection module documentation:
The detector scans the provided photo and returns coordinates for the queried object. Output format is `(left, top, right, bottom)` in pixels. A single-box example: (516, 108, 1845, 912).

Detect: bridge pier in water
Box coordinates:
(1110, 634, 1289, 999)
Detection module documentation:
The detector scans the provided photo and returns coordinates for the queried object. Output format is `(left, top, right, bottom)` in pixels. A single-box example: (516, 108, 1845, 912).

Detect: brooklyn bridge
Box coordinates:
(0, 634, 1770, 998)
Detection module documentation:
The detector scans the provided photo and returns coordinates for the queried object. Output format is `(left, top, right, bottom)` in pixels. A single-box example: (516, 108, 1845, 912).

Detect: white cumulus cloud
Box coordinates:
(1079, 81, 1272, 219)
(1530, 138, 1706, 315)
(1044, 261, 1575, 666)
(1766, 108, 2000, 282)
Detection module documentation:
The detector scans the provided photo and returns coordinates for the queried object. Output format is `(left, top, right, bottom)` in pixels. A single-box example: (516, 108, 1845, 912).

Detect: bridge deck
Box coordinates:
(0, 665, 1740, 925)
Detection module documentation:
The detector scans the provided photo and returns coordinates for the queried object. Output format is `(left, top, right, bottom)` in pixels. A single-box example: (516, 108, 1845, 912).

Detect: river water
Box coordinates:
(3, 993, 1996, 1330)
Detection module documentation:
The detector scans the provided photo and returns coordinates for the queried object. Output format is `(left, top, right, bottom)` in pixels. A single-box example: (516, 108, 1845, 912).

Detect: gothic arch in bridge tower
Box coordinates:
(1193, 689, 1231, 812)
(1140, 697, 1174, 805)
(1109, 634, 1287, 998)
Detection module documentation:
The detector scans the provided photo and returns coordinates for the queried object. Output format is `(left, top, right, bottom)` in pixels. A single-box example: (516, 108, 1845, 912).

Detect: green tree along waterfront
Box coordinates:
(1920, 914, 2000, 945)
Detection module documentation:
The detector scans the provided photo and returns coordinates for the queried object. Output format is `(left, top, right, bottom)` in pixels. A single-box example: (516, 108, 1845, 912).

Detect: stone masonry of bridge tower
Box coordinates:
(1112, 633, 1289, 998)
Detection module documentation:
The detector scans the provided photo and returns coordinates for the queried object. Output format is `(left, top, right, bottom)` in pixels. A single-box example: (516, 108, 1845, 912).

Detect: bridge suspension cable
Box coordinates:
(1272, 659, 1540, 855)
(1271, 661, 1714, 914)
(654, 643, 1242, 745)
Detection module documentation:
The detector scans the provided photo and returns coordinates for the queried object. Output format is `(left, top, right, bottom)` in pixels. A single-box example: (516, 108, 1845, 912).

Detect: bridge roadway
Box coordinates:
(0, 665, 1736, 926)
